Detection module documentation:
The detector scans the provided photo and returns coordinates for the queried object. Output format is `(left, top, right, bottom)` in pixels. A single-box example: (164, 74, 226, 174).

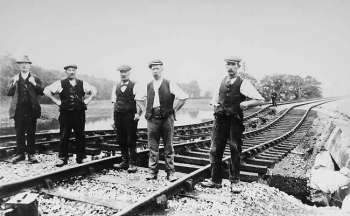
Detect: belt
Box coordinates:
(151, 107, 163, 119)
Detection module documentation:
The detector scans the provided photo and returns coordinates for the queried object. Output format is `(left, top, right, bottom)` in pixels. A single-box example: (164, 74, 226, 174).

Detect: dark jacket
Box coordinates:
(145, 79, 175, 120)
(7, 73, 43, 119)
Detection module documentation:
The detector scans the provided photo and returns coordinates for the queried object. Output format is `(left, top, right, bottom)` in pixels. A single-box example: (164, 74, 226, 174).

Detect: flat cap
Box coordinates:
(148, 59, 163, 68)
(16, 55, 32, 64)
(64, 64, 78, 70)
(117, 65, 132, 72)
(224, 57, 242, 64)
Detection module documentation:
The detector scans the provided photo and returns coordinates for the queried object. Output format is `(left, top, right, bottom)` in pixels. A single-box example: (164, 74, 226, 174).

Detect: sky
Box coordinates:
(0, 0, 349, 96)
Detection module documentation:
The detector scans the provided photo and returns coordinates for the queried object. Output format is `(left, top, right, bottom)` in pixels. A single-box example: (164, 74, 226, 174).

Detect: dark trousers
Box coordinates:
(147, 115, 175, 174)
(114, 112, 138, 164)
(209, 114, 243, 183)
(272, 98, 277, 106)
(58, 110, 86, 159)
(14, 113, 37, 155)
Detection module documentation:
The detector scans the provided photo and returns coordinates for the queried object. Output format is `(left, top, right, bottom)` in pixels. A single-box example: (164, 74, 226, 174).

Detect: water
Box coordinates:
(84, 109, 213, 130)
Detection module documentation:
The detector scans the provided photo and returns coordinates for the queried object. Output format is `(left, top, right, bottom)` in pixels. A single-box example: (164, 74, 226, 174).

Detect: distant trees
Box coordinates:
(178, 80, 201, 98)
(258, 74, 322, 101)
(0, 55, 114, 102)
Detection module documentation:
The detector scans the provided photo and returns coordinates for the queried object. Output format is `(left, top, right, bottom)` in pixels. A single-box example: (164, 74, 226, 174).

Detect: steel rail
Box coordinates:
(113, 99, 333, 216)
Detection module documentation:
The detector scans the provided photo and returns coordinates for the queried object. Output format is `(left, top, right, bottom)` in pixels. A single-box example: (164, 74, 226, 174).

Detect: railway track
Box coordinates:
(0, 104, 271, 160)
(0, 98, 333, 215)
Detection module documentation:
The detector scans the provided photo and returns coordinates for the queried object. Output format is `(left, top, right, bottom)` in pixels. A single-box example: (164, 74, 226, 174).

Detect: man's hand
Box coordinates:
(55, 100, 61, 106)
(240, 103, 248, 111)
(11, 76, 19, 85)
(134, 113, 140, 121)
(84, 98, 91, 105)
(28, 76, 36, 86)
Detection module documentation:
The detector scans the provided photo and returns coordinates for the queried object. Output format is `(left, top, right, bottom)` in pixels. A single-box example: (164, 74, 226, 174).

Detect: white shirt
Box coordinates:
(135, 78, 189, 108)
(211, 76, 264, 105)
(20, 72, 29, 80)
(44, 79, 97, 95)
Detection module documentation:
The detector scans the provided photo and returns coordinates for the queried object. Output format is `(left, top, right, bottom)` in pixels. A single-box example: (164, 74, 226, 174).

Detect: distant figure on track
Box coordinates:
(44, 64, 97, 167)
(201, 57, 264, 192)
(112, 65, 142, 173)
(7, 55, 44, 163)
(136, 59, 188, 181)
(271, 91, 278, 107)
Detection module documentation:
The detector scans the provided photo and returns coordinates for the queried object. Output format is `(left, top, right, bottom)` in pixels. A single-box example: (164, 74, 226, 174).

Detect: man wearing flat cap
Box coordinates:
(7, 55, 44, 163)
(135, 59, 188, 181)
(44, 64, 97, 167)
(111, 65, 142, 173)
(201, 57, 264, 192)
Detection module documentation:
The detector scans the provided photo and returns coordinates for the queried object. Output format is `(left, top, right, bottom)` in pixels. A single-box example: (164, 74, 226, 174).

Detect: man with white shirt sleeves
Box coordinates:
(7, 55, 43, 163)
(201, 57, 264, 192)
(44, 64, 97, 167)
(111, 65, 141, 173)
(135, 59, 188, 181)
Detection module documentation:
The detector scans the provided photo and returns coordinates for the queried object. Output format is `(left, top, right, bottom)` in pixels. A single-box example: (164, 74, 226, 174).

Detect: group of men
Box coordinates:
(7, 55, 263, 191)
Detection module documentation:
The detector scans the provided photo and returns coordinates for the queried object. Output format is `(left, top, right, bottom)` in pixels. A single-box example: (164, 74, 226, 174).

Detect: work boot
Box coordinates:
(167, 172, 178, 182)
(146, 172, 158, 180)
(127, 164, 137, 173)
(113, 161, 129, 170)
(200, 179, 222, 188)
(76, 154, 85, 164)
(10, 154, 25, 163)
(28, 154, 39, 164)
(230, 181, 243, 193)
(56, 158, 68, 167)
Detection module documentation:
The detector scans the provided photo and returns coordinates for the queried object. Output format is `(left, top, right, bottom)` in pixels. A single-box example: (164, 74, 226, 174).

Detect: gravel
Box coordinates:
(164, 180, 347, 216)
(0, 153, 99, 184)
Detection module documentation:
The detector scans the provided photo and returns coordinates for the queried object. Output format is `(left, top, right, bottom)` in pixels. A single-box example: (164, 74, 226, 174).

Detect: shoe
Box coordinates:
(114, 161, 129, 170)
(10, 154, 25, 163)
(56, 158, 68, 167)
(200, 180, 222, 188)
(28, 154, 39, 163)
(167, 172, 178, 182)
(230, 182, 243, 193)
(76, 158, 84, 164)
(146, 173, 158, 180)
(127, 164, 137, 173)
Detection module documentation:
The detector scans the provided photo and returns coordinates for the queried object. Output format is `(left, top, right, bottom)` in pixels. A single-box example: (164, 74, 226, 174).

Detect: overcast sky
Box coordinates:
(0, 0, 349, 96)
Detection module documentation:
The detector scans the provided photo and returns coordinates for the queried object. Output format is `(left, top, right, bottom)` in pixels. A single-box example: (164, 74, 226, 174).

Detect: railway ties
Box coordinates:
(0, 99, 333, 215)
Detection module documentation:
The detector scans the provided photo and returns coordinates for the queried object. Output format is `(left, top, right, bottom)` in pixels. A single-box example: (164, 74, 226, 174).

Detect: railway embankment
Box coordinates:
(265, 98, 350, 213)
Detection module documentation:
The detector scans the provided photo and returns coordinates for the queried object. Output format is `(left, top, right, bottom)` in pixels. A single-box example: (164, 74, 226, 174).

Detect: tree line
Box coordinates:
(0, 55, 322, 102)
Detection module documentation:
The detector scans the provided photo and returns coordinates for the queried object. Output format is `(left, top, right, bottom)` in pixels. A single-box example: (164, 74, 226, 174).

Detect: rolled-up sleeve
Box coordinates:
(170, 81, 189, 100)
(134, 82, 146, 101)
(240, 80, 264, 100)
(44, 80, 62, 95)
(83, 82, 97, 95)
(111, 84, 117, 103)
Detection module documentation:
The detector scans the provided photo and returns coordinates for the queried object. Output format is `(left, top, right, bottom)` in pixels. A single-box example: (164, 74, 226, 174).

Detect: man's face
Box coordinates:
(18, 62, 31, 73)
(151, 65, 163, 80)
(226, 62, 240, 78)
(65, 68, 77, 80)
(120, 70, 131, 81)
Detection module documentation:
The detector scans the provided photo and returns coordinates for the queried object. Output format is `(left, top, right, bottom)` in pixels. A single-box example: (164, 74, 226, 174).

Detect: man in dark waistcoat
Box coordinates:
(112, 65, 141, 173)
(7, 55, 43, 163)
(44, 64, 97, 167)
(135, 59, 188, 181)
(201, 57, 264, 192)
(271, 91, 278, 107)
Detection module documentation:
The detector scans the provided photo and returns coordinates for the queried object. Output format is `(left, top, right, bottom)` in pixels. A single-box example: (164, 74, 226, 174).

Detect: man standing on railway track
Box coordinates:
(135, 59, 188, 181)
(111, 65, 141, 173)
(7, 55, 44, 163)
(201, 57, 264, 192)
(44, 64, 97, 167)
